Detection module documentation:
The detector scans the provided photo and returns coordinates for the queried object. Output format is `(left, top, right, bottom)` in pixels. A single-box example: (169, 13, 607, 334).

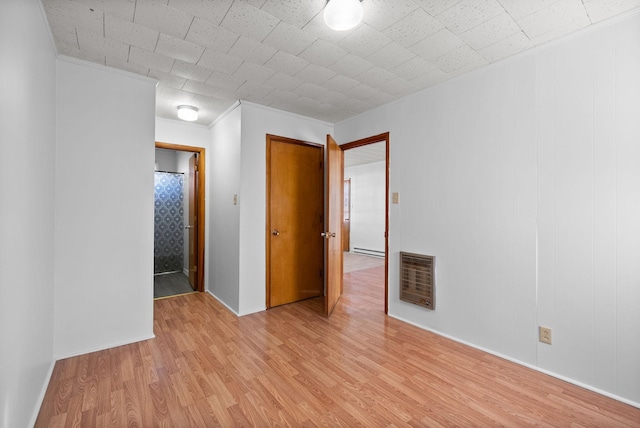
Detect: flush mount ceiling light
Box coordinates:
(177, 105, 198, 121)
(323, 0, 364, 31)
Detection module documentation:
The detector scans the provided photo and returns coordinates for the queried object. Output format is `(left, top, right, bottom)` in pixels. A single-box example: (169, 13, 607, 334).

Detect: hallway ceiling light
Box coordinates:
(177, 105, 198, 121)
(323, 0, 364, 31)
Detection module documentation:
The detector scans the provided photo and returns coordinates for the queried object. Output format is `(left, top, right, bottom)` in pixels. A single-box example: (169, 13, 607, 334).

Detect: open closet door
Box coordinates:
(324, 134, 344, 316)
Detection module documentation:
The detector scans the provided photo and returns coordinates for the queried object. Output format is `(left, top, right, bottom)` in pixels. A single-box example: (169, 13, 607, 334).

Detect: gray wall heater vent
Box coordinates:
(399, 252, 435, 310)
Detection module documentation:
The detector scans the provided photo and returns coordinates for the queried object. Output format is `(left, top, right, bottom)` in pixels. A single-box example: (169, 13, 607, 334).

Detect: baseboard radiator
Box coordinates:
(399, 252, 435, 310)
(353, 247, 385, 258)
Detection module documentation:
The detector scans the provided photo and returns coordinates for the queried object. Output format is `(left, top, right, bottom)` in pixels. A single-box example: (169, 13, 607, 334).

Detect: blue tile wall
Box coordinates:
(154, 172, 184, 274)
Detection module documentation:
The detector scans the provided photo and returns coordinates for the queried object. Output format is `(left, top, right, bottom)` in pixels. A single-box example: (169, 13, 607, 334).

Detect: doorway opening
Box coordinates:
(154, 142, 206, 298)
(264, 132, 389, 317)
(341, 133, 389, 314)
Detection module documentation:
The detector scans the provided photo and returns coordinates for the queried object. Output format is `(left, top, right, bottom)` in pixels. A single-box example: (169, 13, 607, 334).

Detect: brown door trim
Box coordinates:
(155, 141, 206, 292)
(340, 132, 390, 315)
(266, 134, 324, 309)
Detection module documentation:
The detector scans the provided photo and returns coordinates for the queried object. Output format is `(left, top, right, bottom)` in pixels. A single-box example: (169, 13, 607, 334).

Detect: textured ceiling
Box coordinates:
(42, 0, 640, 126)
(344, 141, 386, 168)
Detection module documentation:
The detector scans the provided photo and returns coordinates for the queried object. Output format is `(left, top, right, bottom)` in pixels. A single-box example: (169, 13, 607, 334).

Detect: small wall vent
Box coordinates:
(399, 252, 435, 310)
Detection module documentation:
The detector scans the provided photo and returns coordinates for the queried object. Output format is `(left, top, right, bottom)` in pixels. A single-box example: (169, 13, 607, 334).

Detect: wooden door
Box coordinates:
(267, 136, 324, 308)
(187, 154, 198, 290)
(324, 135, 343, 316)
(342, 179, 351, 252)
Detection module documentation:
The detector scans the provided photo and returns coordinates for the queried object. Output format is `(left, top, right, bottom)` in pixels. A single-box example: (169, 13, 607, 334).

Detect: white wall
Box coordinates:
(0, 1, 57, 426)
(156, 117, 211, 148)
(54, 58, 157, 359)
(335, 13, 640, 406)
(344, 161, 386, 254)
(155, 148, 177, 171)
(238, 102, 334, 315)
(209, 105, 242, 312)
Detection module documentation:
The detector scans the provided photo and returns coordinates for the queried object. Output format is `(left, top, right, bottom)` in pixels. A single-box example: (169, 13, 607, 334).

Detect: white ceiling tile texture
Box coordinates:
(263, 21, 317, 56)
(264, 50, 308, 74)
(73, 0, 136, 20)
(232, 61, 276, 83)
(170, 60, 211, 82)
(184, 18, 239, 52)
(129, 46, 175, 72)
(133, 0, 194, 39)
(298, 39, 348, 67)
(155, 33, 204, 63)
(344, 141, 386, 168)
(105, 14, 159, 51)
(148, 69, 187, 89)
(167, 0, 233, 25)
(295, 63, 337, 85)
(383, 8, 444, 47)
(363, 0, 419, 31)
(42, 0, 640, 125)
(227, 36, 277, 64)
(197, 49, 243, 75)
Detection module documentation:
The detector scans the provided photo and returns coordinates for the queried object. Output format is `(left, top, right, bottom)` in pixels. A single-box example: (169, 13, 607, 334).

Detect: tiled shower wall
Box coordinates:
(154, 172, 184, 273)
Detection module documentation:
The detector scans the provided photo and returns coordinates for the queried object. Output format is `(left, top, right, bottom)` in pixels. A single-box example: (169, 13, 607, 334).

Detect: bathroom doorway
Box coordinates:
(154, 142, 206, 298)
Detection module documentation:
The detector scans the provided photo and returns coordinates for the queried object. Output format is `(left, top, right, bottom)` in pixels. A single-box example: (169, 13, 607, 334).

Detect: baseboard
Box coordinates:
(388, 313, 640, 410)
(206, 290, 240, 316)
(183, 267, 189, 276)
(29, 359, 56, 427)
(352, 247, 385, 258)
(54, 333, 156, 361)
(203, 290, 267, 317)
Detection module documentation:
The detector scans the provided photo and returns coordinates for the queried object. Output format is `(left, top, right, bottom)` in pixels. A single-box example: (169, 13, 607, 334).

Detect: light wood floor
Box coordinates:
(36, 266, 639, 427)
(343, 251, 385, 273)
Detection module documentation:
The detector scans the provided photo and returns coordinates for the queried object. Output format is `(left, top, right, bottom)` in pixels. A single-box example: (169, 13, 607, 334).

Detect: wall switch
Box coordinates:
(539, 326, 552, 344)
(233, 194, 238, 205)
(392, 192, 399, 204)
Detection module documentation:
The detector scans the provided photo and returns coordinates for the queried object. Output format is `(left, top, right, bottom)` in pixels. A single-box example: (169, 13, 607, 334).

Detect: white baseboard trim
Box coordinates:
(204, 290, 266, 317)
(388, 313, 640, 410)
(238, 306, 267, 316)
(54, 333, 156, 361)
(29, 359, 56, 427)
(206, 290, 240, 316)
(183, 267, 189, 276)
(352, 247, 385, 258)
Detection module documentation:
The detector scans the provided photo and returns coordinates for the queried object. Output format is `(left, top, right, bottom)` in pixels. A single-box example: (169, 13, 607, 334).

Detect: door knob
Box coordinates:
(185, 225, 194, 229)
(321, 232, 336, 239)
(272, 230, 280, 236)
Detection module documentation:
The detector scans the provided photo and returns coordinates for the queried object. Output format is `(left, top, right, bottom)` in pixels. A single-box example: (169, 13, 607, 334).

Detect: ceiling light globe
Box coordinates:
(323, 0, 363, 31)
(177, 105, 198, 121)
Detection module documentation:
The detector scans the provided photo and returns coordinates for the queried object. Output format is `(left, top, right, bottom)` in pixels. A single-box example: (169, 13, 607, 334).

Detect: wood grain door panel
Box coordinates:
(267, 136, 324, 308)
(325, 135, 343, 316)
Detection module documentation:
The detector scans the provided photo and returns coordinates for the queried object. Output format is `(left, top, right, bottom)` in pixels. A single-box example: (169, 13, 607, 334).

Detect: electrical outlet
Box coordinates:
(539, 326, 552, 345)
(392, 192, 399, 204)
